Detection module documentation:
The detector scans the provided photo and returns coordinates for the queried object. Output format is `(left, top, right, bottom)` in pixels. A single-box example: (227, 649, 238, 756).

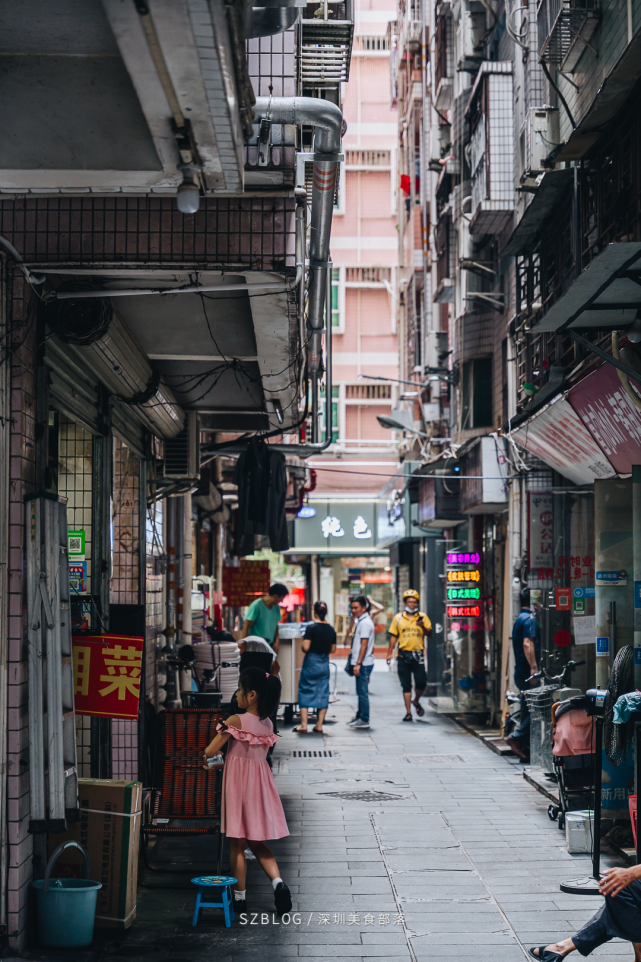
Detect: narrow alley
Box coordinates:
(31, 666, 621, 962)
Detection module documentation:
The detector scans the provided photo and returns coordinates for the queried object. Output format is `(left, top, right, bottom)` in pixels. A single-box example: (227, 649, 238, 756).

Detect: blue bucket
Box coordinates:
(32, 840, 102, 948)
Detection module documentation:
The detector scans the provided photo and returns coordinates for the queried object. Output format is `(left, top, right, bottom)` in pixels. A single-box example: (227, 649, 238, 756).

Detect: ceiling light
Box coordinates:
(176, 163, 202, 214)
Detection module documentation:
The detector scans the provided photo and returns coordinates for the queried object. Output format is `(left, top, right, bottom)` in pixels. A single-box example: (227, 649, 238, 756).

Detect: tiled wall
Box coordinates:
(7, 274, 36, 950)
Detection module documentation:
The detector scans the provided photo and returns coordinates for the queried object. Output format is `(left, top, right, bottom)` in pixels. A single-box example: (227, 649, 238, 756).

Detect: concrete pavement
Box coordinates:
(15, 663, 626, 962)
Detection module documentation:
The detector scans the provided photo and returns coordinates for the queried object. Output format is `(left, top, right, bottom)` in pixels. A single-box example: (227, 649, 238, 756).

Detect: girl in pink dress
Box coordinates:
(203, 668, 291, 916)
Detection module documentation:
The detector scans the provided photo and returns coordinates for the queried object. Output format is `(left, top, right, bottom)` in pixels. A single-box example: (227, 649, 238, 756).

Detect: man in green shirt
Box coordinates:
(241, 583, 288, 652)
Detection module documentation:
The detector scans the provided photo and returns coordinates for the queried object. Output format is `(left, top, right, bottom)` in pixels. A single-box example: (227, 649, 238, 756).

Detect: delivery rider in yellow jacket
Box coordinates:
(386, 589, 432, 722)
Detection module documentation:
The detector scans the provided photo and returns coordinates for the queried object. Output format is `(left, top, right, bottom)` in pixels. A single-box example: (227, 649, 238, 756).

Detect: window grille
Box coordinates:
(0, 197, 297, 274)
(346, 384, 392, 399)
(354, 35, 388, 50)
(345, 266, 391, 282)
(58, 416, 93, 594)
(345, 150, 391, 167)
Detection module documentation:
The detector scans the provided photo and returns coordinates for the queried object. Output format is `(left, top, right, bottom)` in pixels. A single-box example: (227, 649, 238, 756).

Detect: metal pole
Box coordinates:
(57, 499, 78, 821)
(609, 601, 616, 674)
(26, 496, 46, 834)
(0, 262, 10, 926)
(633, 466, 641, 865)
(593, 717, 603, 880)
(636, 721, 641, 865)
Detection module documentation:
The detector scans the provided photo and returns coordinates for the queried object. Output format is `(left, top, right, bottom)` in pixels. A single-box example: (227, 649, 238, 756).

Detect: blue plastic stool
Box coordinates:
(191, 875, 238, 927)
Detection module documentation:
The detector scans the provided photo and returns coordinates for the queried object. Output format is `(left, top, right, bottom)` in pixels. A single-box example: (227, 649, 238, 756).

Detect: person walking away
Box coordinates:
(506, 586, 541, 761)
(242, 584, 289, 652)
(203, 668, 291, 916)
(294, 601, 337, 733)
(387, 589, 432, 722)
(530, 865, 641, 961)
(347, 596, 376, 730)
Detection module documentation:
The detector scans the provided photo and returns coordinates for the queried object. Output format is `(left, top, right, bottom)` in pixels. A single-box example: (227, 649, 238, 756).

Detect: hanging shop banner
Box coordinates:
(528, 492, 553, 570)
(512, 397, 614, 486)
(568, 363, 641, 476)
(72, 634, 144, 720)
(222, 560, 271, 607)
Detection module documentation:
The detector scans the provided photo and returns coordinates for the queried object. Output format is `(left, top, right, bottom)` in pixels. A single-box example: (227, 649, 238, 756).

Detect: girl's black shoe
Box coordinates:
(273, 881, 292, 915)
(233, 899, 247, 915)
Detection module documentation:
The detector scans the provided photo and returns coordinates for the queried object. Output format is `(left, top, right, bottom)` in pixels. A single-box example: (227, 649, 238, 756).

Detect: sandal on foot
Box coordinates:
(529, 948, 564, 962)
(403, 713, 413, 722)
(293, 727, 309, 733)
(312, 727, 324, 733)
(412, 700, 425, 717)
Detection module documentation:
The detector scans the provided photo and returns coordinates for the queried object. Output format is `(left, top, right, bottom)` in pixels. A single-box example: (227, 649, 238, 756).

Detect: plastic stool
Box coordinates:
(191, 875, 238, 927)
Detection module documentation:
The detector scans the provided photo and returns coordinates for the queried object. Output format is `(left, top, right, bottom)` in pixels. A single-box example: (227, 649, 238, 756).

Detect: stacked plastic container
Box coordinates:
(193, 641, 240, 704)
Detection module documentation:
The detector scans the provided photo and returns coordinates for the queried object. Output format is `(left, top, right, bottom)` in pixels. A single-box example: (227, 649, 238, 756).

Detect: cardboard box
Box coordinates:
(48, 778, 142, 929)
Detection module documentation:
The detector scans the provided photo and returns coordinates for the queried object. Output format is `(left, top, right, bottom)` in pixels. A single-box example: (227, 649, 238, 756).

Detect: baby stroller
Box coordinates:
(547, 695, 596, 831)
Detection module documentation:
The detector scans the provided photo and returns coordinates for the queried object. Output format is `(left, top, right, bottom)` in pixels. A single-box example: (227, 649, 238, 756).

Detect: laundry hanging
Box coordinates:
(235, 438, 290, 556)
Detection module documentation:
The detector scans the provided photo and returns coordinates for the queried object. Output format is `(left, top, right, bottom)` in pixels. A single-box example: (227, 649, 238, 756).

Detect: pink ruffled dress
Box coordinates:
(219, 713, 289, 841)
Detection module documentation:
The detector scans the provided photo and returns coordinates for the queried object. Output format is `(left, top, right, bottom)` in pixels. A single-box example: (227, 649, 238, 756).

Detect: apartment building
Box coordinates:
(387, 0, 641, 729)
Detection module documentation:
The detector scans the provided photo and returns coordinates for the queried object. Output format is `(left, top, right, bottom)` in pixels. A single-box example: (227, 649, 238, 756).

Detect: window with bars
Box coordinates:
(461, 357, 493, 429)
(322, 386, 339, 443)
(57, 412, 93, 608)
(331, 268, 341, 327)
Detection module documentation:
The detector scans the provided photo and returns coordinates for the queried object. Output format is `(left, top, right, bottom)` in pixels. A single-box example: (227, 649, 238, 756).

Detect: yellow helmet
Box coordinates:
(402, 589, 420, 601)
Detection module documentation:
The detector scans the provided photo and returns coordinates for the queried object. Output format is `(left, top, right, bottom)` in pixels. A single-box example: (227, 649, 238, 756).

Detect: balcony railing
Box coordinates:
(537, 0, 599, 71)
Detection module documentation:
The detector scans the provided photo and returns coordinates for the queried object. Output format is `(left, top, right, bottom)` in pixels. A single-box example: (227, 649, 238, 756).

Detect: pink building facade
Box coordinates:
(315, 0, 400, 497)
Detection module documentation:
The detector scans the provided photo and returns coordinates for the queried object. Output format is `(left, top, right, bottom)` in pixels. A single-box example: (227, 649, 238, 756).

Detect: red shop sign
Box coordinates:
(72, 634, 144, 720)
(568, 362, 641, 476)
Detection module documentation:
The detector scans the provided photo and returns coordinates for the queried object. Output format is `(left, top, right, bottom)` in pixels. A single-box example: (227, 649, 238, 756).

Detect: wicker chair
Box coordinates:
(142, 708, 225, 870)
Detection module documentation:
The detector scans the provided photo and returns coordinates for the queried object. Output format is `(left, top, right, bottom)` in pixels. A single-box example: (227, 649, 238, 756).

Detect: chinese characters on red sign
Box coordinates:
(72, 634, 144, 719)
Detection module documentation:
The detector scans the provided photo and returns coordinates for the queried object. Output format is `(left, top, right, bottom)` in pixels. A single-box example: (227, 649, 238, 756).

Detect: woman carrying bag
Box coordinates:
(293, 601, 336, 734)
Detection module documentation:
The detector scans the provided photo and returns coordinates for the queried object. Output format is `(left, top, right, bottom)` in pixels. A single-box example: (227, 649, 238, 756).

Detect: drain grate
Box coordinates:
(290, 750, 335, 757)
(318, 790, 406, 801)
(402, 754, 468, 764)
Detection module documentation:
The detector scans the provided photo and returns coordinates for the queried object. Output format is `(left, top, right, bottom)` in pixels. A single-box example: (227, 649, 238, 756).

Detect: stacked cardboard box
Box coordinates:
(48, 778, 142, 929)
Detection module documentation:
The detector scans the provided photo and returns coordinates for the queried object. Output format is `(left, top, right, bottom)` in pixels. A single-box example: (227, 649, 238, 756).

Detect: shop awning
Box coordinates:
(512, 360, 641, 481)
(532, 242, 641, 333)
(511, 395, 614, 485)
(554, 32, 641, 163)
(501, 170, 573, 258)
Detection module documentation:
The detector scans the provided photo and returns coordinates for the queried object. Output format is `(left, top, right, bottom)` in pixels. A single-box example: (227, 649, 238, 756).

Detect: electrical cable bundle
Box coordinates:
(39, 280, 112, 345)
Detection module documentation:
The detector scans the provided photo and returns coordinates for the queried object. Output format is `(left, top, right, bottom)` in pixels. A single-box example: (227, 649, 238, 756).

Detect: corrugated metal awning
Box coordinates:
(531, 242, 641, 333)
(501, 169, 573, 258)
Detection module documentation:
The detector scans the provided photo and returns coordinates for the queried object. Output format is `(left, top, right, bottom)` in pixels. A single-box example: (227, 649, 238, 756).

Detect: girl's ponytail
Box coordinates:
(239, 667, 282, 719)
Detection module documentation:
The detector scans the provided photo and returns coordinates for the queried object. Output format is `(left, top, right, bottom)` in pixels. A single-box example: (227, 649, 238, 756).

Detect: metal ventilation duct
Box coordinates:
(70, 307, 185, 440)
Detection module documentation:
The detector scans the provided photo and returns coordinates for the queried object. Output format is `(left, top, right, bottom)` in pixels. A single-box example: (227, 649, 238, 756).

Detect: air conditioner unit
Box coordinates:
(525, 107, 559, 176)
(428, 330, 449, 368)
(163, 410, 199, 479)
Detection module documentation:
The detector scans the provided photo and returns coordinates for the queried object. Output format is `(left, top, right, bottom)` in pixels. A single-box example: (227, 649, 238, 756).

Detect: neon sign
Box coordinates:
(447, 605, 480, 618)
(447, 570, 480, 583)
(447, 587, 480, 601)
(447, 552, 480, 565)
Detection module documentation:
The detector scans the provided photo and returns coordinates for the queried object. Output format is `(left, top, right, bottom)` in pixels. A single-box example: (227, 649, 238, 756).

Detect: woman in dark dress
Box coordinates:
(294, 601, 337, 734)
